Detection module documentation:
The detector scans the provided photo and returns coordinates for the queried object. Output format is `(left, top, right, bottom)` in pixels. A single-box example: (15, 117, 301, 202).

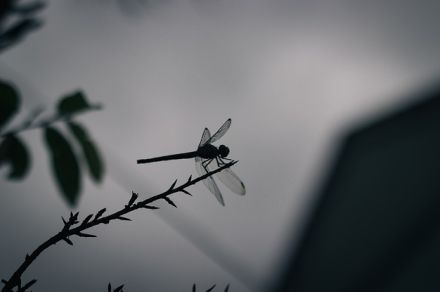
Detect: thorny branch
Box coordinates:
(1, 161, 237, 292)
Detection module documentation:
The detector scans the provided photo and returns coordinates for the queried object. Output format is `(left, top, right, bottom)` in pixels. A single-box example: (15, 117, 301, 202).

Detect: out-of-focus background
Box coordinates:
(1, 0, 440, 291)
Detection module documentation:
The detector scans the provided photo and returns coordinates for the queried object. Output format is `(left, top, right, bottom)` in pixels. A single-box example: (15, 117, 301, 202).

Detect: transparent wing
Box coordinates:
(208, 119, 231, 144)
(209, 161, 246, 196)
(195, 157, 225, 206)
(198, 128, 211, 147)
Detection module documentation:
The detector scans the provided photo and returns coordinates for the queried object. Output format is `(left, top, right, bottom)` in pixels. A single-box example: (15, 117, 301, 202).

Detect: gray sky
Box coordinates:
(2, 0, 440, 291)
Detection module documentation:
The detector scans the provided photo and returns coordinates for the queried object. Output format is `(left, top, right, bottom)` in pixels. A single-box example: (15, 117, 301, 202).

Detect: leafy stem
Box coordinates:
(0, 104, 101, 138)
(1, 161, 237, 292)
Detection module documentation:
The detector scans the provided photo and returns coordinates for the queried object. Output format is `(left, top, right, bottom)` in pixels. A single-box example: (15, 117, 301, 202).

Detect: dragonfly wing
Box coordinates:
(208, 118, 231, 144)
(209, 162, 246, 195)
(198, 128, 211, 147)
(195, 157, 225, 206)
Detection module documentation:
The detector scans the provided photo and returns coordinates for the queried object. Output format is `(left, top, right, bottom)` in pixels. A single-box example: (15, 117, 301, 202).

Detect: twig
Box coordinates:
(1, 161, 237, 292)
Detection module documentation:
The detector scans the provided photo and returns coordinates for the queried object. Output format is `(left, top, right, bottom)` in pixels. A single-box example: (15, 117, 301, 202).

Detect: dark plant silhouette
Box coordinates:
(1, 161, 236, 292)
(0, 0, 46, 53)
(0, 79, 104, 206)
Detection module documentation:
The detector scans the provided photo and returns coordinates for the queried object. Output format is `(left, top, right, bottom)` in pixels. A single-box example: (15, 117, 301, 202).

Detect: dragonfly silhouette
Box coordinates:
(137, 119, 245, 205)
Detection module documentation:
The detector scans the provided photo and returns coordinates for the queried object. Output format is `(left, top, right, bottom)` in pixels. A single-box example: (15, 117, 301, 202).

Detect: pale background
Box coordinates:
(1, 0, 440, 291)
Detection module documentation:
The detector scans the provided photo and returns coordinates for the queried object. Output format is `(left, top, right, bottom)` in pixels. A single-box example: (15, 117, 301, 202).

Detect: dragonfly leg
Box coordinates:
(202, 158, 214, 170)
(218, 156, 235, 166)
(216, 156, 227, 166)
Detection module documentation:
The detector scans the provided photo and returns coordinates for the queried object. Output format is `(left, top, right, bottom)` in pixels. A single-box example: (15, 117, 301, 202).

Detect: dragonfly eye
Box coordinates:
(219, 145, 230, 157)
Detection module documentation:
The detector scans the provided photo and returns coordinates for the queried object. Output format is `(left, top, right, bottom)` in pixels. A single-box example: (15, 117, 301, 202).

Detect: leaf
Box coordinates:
(57, 91, 97, 116)
(0, 80, 20, 130)
(67, 121, 104, 183)
(0, 18, 43, 53)
(12, 1, 46, 15)
(0, 135, 30, 179)
(44, 127, 81, 207)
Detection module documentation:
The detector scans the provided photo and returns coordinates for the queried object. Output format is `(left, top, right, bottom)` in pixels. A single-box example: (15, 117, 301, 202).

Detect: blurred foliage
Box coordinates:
(0, 0, 46, 53)
(0, 79, 104, 207)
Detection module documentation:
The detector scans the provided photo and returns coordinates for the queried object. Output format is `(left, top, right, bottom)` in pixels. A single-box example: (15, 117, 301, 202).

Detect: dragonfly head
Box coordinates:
(218, 145, 230, 158)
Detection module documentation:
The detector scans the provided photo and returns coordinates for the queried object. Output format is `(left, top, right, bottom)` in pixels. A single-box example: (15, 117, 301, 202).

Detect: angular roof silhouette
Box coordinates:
(277, 82, 440, 292)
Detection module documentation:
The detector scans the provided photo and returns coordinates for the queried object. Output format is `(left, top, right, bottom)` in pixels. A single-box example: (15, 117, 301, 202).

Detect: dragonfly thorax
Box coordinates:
(197, 143, 229, 159)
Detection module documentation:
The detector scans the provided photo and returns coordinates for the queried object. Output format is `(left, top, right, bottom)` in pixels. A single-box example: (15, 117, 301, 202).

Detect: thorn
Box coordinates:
(1, 279, 8, 285)
(168, 179, 178, 191)
(61, 216, 67, 225)
(114, 284, 124, 292)
(77, 232, 97, 238)
(128, 191, 138, 207)
(108, 283, 112, 292)
(81, 214, 93, 226)
(206, 284, 216, 292)
(224, 284, 230, 292)
(95, 208, 106, 220)
(181, 189, 192, 196)
(187, 175, 192, 183)
(22, 279, 37, 291)
(63, 237, 73, 245)
(117, 216, 131, 221)
(25, 254, 30, 260)
(192, 283, 196, 292)
(164, 197, 177, 208)
(143, 205, 159, 210)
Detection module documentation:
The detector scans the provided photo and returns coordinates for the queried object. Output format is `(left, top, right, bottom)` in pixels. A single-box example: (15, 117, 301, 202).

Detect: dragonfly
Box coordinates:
(137, 119, 246, 205)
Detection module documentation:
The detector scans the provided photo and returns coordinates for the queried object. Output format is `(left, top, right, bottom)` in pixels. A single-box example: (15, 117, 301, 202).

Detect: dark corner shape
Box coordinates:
(276, 80, 440, 292)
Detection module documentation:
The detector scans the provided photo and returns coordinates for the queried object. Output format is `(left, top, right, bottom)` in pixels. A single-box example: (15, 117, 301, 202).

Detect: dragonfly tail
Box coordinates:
(137, 151, 197, 164)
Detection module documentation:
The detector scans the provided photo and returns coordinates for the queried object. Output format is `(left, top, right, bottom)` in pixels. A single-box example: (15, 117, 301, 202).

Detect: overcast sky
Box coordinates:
(2, 0, 440, 291)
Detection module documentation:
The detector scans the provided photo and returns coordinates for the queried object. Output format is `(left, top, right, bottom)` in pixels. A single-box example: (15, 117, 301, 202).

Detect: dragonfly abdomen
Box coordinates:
(137, 151, 197, 164)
